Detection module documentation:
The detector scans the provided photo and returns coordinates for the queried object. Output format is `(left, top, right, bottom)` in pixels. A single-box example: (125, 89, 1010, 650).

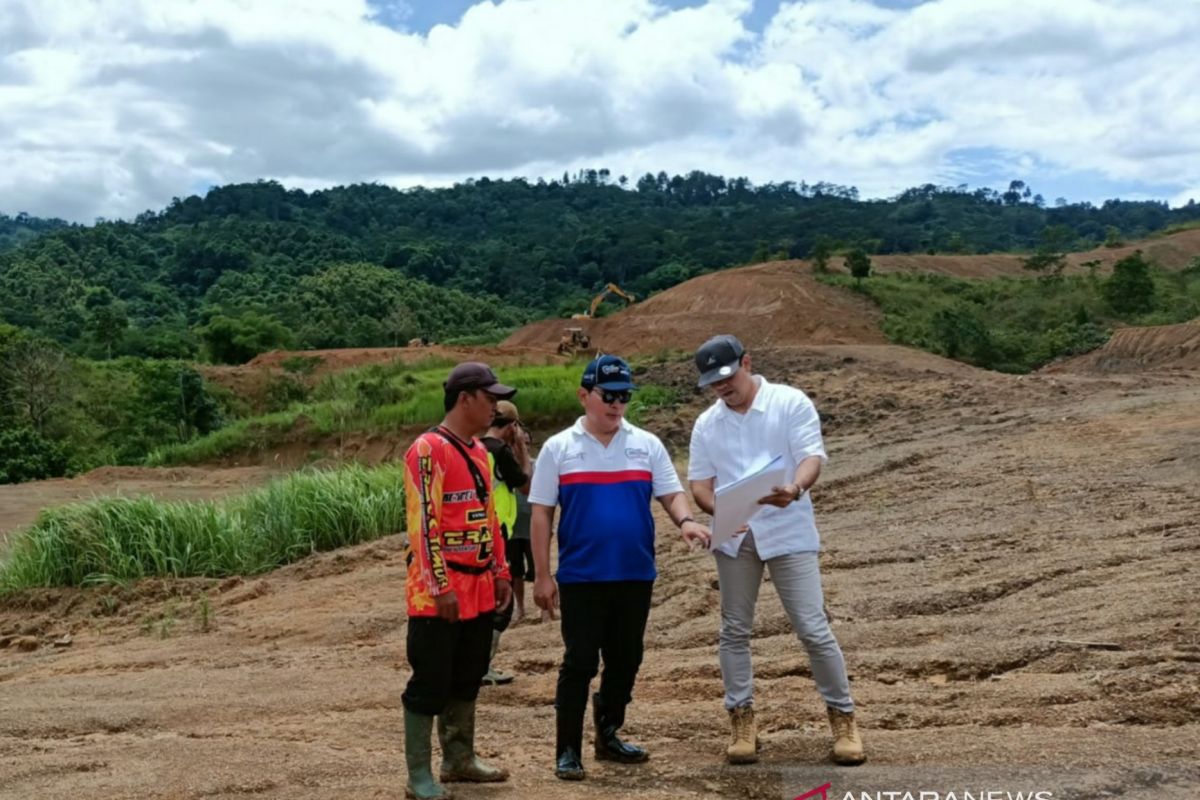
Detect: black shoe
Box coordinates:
(555, 747, 585, 780)
(593, 693, 649, 764)
(594, 725, 649, 763)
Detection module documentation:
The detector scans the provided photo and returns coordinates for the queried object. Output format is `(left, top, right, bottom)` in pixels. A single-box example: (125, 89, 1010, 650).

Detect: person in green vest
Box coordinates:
(480, 399, 531, 685)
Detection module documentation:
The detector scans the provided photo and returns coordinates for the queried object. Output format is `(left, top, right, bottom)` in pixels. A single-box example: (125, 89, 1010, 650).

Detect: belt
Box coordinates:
(446, 560, 493, 576)
(406, 550, 493, 576)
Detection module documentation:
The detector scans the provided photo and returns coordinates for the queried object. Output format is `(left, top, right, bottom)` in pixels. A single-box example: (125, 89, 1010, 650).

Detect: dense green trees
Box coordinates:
(1104, 251, 1156, 314)
(0, 212, 71, 252)
(4, 175, 1198, 361)
(1021, 224, 1075, 276)
(0, 324, 225, 482)
(930, 306, 996, 363)
(2, 178, 1197, 483)
(821, 259, 1198, 373)
(845, 247, 873, 283)
(197, 312, 294, 364)
(809, 235, 835, 273)
(0, 426, 68, 484)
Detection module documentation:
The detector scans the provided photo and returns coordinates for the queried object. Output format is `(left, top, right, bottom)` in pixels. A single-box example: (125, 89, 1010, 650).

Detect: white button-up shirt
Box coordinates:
(687, 375, 827, 558)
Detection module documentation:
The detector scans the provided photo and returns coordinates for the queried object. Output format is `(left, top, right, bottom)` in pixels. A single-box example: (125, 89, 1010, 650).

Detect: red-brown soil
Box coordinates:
(5, 230, 1200, 798)
(866, 227, 1200, 277)
(504, 228, 1200, 357)
(2, 346, 1197, 799)
(504, 262, 887, 356)
(1046, 320, 1200, 375)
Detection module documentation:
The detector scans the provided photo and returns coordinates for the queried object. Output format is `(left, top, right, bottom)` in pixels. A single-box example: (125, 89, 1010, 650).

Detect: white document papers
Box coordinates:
(709, 455, 786, 551)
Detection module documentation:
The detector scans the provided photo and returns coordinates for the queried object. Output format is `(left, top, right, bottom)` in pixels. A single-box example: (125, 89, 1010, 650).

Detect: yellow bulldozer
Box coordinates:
(557, 327, 592, 357)
(571, 283, 636, 320)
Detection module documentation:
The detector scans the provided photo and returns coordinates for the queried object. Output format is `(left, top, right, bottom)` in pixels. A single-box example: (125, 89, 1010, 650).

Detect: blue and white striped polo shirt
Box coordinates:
(529, 417, 683, 584)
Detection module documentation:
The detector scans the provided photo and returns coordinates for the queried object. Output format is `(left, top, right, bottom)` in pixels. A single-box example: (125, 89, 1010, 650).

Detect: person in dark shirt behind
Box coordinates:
(480, 399, 531, 685)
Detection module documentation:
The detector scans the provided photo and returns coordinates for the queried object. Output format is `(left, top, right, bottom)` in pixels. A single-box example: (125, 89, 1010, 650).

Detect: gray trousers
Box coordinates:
(714, 532, 854, 713)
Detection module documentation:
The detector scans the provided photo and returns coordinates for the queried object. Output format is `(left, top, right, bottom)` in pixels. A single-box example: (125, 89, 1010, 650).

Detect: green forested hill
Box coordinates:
(0, 213, 72, 253)
(2, 172, 1199, 361)
(2, 173, 1199, 483)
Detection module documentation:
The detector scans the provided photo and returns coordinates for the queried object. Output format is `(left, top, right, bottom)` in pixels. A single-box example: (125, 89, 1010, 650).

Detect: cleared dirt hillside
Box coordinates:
(1046, 320, 1200, 375)
(2, 348, 1197, 799)
(504, 262, 886, 355)
(504, 228, 1200, 357)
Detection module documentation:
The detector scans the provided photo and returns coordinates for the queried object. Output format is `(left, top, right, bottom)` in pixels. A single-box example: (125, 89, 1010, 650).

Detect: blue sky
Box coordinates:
(2, 0, 1197, 222)
(388, 0, 931, 36)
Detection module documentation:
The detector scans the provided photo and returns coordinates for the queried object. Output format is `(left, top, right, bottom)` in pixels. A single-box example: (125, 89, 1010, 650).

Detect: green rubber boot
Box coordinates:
(404, 708, 453, 800)
(438, 699, 510, 783)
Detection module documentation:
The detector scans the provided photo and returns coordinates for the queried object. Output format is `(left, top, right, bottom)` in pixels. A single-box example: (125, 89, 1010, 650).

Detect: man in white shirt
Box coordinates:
(687, 335, 865, 767)
(530, 354, 711, 781)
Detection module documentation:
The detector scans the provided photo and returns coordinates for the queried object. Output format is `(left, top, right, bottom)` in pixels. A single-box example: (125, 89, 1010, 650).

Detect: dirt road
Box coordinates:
(1, 348, 1197, 799)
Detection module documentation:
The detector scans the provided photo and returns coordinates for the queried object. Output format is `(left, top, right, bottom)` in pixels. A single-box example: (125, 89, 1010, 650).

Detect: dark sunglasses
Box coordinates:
(592, 387, 632, 404)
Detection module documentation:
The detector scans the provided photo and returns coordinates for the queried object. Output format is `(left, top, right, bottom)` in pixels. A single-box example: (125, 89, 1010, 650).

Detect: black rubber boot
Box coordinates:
(555, 707, 586, 781)
(593, 693, 649, 763)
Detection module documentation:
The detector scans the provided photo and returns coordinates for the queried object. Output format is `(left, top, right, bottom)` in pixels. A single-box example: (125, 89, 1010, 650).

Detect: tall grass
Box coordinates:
(0, 464, 406, 593)
(1160, 219, 1200, 236)
(626, 385, 680, 425)
(146, 411, 300, 465)
(149, 361, 586, 466)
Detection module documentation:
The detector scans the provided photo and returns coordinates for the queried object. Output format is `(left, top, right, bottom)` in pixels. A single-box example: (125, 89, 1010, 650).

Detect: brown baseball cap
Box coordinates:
(494, 400, 520, 422)
(444, 362, 516, 398)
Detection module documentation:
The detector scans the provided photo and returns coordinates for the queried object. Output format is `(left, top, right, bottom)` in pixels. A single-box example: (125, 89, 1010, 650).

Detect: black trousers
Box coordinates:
(555, 581, 654, 728)
(402, 612, 494, 716)
(506, 537, 536, 582)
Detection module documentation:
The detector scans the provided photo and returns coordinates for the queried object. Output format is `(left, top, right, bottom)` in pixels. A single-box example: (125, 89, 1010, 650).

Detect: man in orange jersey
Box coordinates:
(402, 362, 516, 800)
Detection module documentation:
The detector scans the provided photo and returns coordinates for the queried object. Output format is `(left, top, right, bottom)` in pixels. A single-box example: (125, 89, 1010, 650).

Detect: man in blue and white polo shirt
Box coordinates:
(530, 354, 711, 782)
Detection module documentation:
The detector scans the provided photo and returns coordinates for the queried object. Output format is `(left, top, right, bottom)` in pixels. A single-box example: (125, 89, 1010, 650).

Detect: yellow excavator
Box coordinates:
(557, 283, 636, 356)
(571, 283, 636, 320)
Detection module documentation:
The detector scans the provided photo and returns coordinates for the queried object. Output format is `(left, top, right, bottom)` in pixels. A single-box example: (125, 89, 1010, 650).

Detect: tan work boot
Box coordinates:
(726, 706, 758, 764)
(827, 707, 866, 766)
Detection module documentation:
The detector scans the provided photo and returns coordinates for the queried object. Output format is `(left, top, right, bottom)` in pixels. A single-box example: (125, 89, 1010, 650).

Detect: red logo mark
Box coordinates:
(795, 783, 832, 800)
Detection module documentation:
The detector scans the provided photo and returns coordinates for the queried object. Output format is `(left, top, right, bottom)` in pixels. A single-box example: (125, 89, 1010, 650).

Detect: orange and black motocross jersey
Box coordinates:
(404, 428, 510, 620)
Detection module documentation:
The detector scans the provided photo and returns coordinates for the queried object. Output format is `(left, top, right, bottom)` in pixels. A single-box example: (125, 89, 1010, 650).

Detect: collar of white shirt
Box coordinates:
(713, 375, 771, 419)
(570, 416, 633, 440)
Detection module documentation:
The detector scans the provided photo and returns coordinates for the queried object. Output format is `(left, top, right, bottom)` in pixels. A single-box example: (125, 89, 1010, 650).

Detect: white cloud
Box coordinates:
(1172, 188, 1200, 209)
(1, 0, 1198, 222)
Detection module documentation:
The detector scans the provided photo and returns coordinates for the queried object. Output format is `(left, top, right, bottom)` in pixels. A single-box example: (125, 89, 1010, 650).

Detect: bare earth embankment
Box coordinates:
(2, 345, 1197, 799)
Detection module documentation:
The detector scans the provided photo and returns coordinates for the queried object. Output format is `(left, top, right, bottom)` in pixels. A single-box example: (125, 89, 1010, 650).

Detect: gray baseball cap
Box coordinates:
(694, 335, 745, 387)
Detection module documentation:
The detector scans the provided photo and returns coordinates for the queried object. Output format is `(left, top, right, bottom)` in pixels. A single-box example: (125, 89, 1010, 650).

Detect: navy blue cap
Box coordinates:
(581, 355, 636, 391)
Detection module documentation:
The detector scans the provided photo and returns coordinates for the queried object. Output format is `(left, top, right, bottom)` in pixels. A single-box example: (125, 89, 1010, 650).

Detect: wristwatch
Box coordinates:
(790, 484, 805, 501)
